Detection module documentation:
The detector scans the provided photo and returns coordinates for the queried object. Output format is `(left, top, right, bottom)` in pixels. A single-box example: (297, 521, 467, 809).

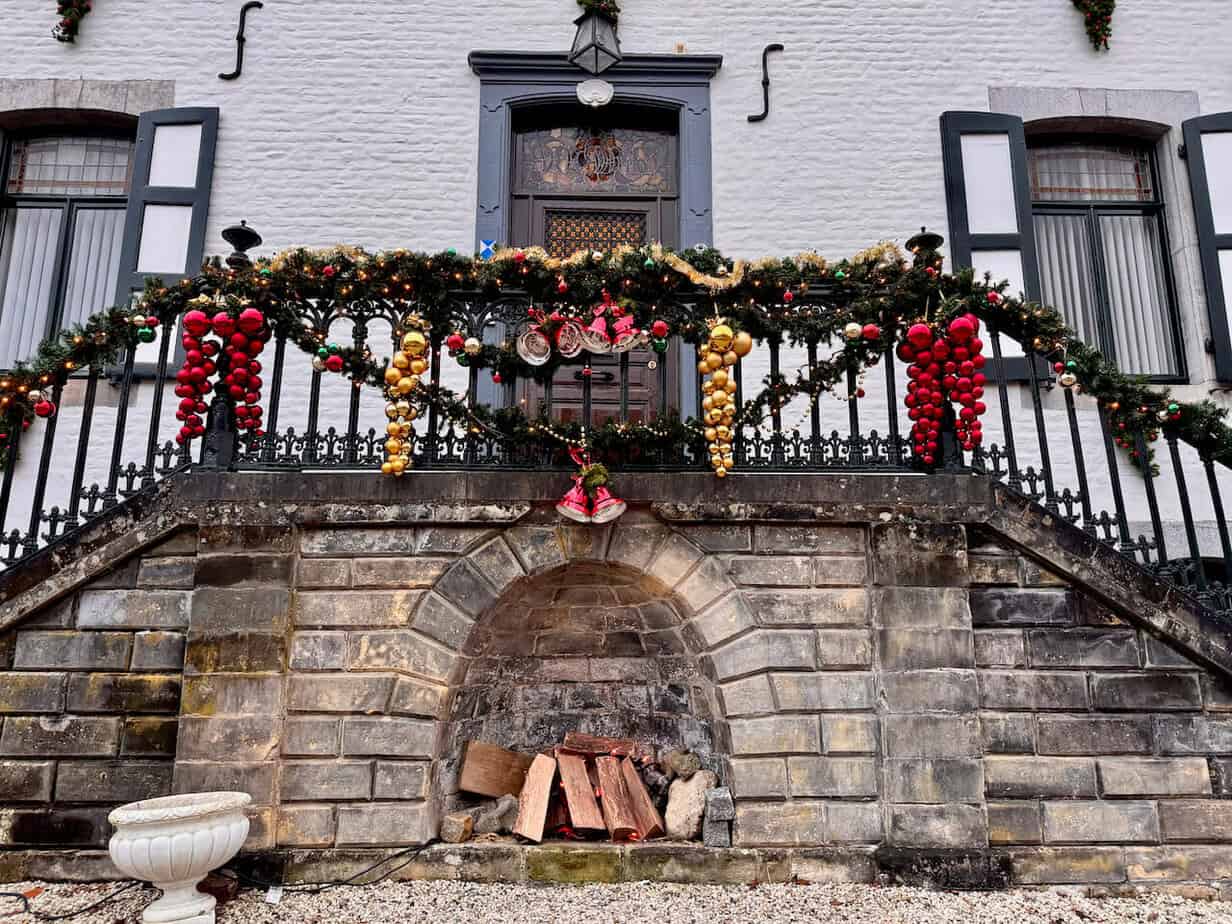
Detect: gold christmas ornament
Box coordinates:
(463, 336, 482, 356)
(402, 331, 428, 355)
(731, 330, 754, 357)
(844, 321, 863, 340)
(709, 323, 734, 352)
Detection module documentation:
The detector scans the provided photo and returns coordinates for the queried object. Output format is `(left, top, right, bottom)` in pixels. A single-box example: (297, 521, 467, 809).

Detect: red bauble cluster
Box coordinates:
(173, 307, 270, 445)
(898, 314, 989, 466)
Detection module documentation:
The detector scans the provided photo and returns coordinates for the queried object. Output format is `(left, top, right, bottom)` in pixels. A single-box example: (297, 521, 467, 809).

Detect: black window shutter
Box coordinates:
(115, 107, 219, 371)
(1183, 112, 1232, 383)
(940, 111, 1042, 380)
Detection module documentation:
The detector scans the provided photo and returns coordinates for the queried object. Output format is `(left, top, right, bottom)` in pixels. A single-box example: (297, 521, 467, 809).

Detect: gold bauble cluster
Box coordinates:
(380, 321, 429, 477)
(697, 321, 752, 478)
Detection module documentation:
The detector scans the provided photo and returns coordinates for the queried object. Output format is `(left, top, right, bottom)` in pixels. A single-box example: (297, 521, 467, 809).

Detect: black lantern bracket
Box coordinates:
(747, 43, 784, 123)
(219, 1, 264, 81)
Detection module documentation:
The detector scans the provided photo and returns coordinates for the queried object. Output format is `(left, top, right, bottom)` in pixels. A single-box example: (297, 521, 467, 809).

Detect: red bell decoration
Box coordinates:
(556, 479, 592, 523)
(591, 485, 627, 524)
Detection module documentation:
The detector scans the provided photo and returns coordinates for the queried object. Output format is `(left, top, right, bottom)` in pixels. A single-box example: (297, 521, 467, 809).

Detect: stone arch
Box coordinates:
(410, 512, 748, 815)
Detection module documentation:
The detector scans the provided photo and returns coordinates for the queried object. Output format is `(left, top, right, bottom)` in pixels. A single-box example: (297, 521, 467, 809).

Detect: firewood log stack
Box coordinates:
(453, 733, 724, 844)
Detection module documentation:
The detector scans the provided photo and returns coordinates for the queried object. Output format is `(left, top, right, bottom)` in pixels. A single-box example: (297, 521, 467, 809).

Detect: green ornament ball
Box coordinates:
(834, 270, 847, 280)
(652, 337, 669, 354)
(643, 257, 655, 269)
(456, 354, 470, 367)
(446, 247, 458, 256)
(136, 327, 156, 343)
(1168, 402, 1180, 413)
(327, 342, 340, 355)
(1066, 360, 1078, 370)
(259, 268, 272, 277)
(316, 346, 329, 359)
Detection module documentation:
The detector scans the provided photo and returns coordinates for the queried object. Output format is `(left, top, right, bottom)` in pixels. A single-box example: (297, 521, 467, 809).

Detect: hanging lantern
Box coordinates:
(568, 10, 622, 75)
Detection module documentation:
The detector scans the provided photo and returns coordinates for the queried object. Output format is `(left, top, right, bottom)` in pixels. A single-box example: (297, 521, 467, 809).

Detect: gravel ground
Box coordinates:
(4, 879, 1232, 924)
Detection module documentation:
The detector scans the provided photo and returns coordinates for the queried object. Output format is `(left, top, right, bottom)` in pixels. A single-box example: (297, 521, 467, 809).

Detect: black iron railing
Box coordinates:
(0, 261, 1229, 624)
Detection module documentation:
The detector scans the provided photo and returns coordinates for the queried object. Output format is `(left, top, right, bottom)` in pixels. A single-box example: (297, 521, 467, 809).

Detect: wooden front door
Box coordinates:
(509, 108, 680, 423)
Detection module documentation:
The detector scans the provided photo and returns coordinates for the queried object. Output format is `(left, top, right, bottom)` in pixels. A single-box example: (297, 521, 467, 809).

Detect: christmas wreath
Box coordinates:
(1073, 0, 1115, 49)
(53, 0, 92, 42)
(577, 0, 619, 20)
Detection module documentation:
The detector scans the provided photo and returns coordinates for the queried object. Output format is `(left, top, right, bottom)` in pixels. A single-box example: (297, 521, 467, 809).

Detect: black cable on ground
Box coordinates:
(0, 881, 148, 921)
(219, 842, 430, 896)
(1, 843, 430, 920)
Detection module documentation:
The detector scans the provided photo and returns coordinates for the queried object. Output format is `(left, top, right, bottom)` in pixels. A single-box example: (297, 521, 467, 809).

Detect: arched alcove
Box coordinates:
(438, 559, 724, 815)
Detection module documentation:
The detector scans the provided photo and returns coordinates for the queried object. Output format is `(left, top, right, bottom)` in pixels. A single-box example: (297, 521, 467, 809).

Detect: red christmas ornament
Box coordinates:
(492, 372, 502, 384)
(33, 400, 56, 418)
(324, 355, 344, 373)
(513, 250, 526, 263)
(862, 323, 881, 340)
(322, 265, 336, 277)
(183, 310, 211, 337)
(237, 307, 265, 334)
(212, 312, 236, 338)
(557, 280, 569, 294)
(446, 333, 465, 352)
(651, 320, 669, 338)
(907, 323, 934, 349)
(783, 290, 794, 303)
(986, 291, 1001, 304)
(948, 316, 974, 343)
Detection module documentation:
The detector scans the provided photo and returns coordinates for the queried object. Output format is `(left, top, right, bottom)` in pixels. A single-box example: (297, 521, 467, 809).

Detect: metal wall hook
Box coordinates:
(747, 43, 784, 123)
(219, 1, 264, 81)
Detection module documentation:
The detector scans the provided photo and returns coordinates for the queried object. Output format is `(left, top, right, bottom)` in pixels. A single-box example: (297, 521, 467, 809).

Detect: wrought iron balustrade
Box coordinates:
(0, 260, 1228, 627)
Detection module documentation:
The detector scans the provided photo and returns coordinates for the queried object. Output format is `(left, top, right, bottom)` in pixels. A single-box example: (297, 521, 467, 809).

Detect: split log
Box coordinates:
(459, 741, 534, 798)
(620, 757, 665, 840)
(512, 753, 557, 843)
(561, 732, 653, 761)
(556, 752, 606, 834)
(594, 755, 638, 841)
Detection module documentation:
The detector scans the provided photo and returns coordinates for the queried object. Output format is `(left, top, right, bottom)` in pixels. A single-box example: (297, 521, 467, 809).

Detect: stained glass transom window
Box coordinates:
(515, 127, 676, 195)
(544, 209, 647, 259)
(6, 136, 135, 197)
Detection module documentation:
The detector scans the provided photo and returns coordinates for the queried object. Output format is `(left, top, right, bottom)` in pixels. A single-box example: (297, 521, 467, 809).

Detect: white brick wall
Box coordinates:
(3, 0, 1232, 554)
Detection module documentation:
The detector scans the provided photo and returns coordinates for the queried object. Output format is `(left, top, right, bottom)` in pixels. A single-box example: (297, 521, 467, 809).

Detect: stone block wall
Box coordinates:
(6, 500, 1232, 890)
(0, 529, 193, 852)
(966, 529, 1232, 884)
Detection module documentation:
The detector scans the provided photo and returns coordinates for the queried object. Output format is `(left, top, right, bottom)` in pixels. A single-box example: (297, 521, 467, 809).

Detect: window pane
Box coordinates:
(543, 209, 646, 259)
(6, 136, 134, 197)
(61, 208, 125, 330)
(960, 134, 1019, 234)
(0, 207, 63, 367)
(1099, 214, 1179, 376)
(1029, 143, 1153, 202)
(1034, 213, 1103, 349)
(514, 127, 676, 195)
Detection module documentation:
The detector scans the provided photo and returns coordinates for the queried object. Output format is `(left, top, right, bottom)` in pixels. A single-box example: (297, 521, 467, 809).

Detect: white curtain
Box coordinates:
(1100, 214, 1178, 376)
(1030, 145, 1151, 202)
(61, 208, 125, 330)
(1033, 210, 1178, 377)
(0, 207, 62, 368)
(1035, 213, 1102, 346)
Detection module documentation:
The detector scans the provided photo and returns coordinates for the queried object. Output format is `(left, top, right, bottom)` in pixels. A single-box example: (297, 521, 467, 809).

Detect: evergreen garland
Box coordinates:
(2, 241, 1229, 472)
(1073, 0, 1115, 49)
(53, 0, 92, 42)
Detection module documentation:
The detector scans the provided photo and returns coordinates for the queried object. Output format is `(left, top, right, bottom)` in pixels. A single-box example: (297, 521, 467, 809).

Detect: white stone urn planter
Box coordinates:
(108, 792, 251, 924)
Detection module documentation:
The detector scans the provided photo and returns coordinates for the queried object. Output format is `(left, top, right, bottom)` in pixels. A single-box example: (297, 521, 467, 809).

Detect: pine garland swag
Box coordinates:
(1, 241, 1229, 474)
(53, 0, 92, 42)
(1073, 0, 1115, 49)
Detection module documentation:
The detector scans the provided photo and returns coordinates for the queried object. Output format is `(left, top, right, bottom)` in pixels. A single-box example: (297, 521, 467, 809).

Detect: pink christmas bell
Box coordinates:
(590, 485, 627, 524)
(556, 479, 592, 523)
(581, 316, 613, 354)
(611, 314, 639, 351)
